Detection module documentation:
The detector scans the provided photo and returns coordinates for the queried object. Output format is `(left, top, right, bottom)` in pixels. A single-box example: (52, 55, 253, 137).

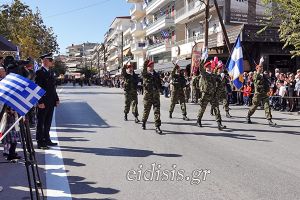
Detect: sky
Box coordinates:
(2, 0, 131, 54)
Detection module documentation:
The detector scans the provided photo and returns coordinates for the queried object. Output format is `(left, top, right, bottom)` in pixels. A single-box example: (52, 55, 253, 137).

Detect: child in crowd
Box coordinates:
(243, 82, 252, 106)
(0, 107, 21, 161)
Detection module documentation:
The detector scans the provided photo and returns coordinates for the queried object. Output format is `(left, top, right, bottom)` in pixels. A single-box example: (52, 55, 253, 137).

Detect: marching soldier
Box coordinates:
(197, 61, 226, 130)
(191, 71, 201, 103)
(169, 64, 189, 120)
(246, 64, 276, 126)
(141, 60, 163, 135)
(211, 62, 232, 118)
(122, 63, 140, 123)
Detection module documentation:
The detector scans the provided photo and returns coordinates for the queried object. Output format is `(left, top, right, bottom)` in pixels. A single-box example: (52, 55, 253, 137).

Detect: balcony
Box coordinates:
(131, 42, 146, 53)
(147, 41, 173, 56)
(130, 3, 146, 20)
(145, 0, 169, 15)
(171, 35, 204, 58)
(146, 16, 174, 36)
(131, 22, 146, 37)
(107, 51, 119, 62)
(175, 1, 205, 24)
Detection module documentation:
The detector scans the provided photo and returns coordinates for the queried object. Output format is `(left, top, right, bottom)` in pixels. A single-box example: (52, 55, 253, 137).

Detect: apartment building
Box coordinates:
(104, 16, 131, 74)
(65, 42, 98, 74)
(128, 0, 147, 69)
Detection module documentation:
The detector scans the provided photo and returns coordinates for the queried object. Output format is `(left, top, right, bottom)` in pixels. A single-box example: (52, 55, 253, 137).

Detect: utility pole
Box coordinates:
(120, 31, 124, 69)
(204, 0, 210, 48)
(214, 0, 231, 53)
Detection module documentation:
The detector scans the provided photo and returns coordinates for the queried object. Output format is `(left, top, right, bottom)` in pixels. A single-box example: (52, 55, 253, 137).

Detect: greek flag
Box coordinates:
(15, 46, 20, 61)
(227, 35, 244, 90)
(34, 60, 40, 72)
(0, 73, 45, 116)
(201, 47, 208, 61)
(161, 30, 169, 39)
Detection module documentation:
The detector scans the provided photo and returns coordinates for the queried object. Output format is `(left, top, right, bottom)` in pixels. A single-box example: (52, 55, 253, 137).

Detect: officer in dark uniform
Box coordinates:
(35, 53, 59, 149)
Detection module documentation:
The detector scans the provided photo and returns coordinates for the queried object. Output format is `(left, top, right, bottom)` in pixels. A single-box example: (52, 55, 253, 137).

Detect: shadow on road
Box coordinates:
(163, 130, 271, 142)
(56, 102, 110, 129)
(59, 146, 182, 158)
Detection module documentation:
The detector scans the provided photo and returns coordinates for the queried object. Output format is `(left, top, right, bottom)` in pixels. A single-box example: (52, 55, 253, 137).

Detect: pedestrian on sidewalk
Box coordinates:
(0, 107, 21, 161)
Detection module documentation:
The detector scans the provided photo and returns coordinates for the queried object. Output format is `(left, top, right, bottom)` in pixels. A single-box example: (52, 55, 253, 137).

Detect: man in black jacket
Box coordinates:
(35, 53, 59, 149)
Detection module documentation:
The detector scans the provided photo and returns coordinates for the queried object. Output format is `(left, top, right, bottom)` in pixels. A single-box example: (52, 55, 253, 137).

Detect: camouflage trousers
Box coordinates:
(124, 90, 138, 117)
(169, 89, 187, 116)
(192, 88, 200, 103)
(142, 91, 161, 127)
(211, 95, 229, 114)
(248, 93, 272, 120)
(198, 92, 222, 122)
(184, 87, 191, 102)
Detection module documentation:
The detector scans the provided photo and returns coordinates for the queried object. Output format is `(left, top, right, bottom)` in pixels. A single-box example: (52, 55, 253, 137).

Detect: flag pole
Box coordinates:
(0, 116, 23, 142)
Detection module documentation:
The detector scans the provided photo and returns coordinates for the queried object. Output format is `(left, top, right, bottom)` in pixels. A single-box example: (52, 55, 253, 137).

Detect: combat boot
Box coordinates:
(226, 111, 232, 118)
(183, 115, 189, 121)
(268, 119, 277, 127)
(135, 117, 140, 123)
(197, 118, 202, 127)
(246, 115, 252, 124)
(142, 122, 146, 130)
(217, 121, 226, 130)
(124, 113, 128, 121)
(169, 112, 172, 118)
(155, 126, 164, 135)
(210, 108, 214, 116)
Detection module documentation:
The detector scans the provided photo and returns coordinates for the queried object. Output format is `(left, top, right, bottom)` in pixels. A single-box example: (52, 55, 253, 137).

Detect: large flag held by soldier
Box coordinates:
(227, 35, 244, 90)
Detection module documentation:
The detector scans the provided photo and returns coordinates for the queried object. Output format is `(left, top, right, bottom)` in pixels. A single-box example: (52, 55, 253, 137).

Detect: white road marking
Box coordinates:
(45, 109, 72, 199)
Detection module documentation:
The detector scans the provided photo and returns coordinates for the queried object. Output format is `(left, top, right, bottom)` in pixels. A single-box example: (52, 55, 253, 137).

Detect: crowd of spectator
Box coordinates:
(99, 67, 300, 113)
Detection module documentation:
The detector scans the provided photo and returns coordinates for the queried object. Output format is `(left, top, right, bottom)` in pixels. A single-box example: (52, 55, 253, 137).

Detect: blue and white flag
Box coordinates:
(227, 35, 244, 90)
(0, 73, 45, 116)
(161, 30, 169, 39)
(33, 60, 40, 72)
(201, 47, 208, 61)
(15, 46, 20, 61)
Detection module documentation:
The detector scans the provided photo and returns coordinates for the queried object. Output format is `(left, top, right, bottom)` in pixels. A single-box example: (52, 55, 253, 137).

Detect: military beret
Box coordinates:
(147, 61, 154, 67)
(204, 62, 211, 68)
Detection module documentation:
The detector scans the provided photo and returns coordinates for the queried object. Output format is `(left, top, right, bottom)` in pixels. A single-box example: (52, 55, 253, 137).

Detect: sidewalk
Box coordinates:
(0, 130, 47, 200)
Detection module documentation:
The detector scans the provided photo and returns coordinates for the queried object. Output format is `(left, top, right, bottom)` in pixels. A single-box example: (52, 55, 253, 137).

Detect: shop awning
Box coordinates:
(0, 35, 17, 51)
(123, 48, 132, 57)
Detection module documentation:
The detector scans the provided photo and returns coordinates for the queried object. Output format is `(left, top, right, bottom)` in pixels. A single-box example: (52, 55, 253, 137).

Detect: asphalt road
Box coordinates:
(1, 84, 300, 200)
(51, 85, 300, 200)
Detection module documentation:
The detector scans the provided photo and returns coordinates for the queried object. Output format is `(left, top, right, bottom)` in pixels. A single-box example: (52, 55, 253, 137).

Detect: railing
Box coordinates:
(146, 15, 174, 30)
(174, 34, 204, 46)
(175, 0, 205, 20)
(144, 0, 158, 9)
(147, 40, 174, 50)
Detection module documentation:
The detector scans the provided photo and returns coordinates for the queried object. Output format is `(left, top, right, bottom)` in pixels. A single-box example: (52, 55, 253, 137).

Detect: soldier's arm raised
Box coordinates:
(142, 60, 149, 76)
(121, 65, 127, 77)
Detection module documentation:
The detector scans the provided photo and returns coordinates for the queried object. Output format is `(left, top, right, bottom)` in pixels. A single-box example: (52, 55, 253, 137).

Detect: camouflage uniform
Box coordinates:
(192, 75, 201, 103)
(122, 67, 139, 118)
(211, 73, 230, 116)
(142, 63, 161, 127)
(247, 73, 272, 120)
(169, 66, 187, 117)
(197, 63, 225, 129)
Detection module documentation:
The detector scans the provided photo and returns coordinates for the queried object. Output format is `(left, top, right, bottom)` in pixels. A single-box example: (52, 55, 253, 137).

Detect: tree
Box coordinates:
(262, 0, 300, 57)
(0, 0, 59, 59)
(53, 59, 67, 75)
